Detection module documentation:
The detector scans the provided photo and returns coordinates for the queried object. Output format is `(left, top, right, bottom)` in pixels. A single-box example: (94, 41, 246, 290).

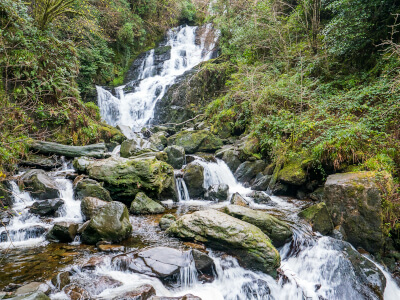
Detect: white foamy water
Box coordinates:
(97, 24, 218, 131)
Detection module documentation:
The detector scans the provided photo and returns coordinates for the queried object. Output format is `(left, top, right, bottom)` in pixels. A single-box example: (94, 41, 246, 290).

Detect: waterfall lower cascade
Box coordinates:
(97, 24, 218, 131)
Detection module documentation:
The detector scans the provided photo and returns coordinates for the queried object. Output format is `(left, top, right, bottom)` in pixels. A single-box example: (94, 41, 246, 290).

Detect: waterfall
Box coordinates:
(176, 177, 191, 202)
(179, 250, 199, 289)
(97, 25, 218, 131)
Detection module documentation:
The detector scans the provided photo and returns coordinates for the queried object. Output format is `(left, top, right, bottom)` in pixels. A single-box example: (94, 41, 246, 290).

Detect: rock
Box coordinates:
(167, 209, 280, 276)
(81, 156, 177, 202)
(183, 163, 204, 198)
(112, 284, 155, 300)
(223, 205, 292, 247)
(151, 295, 201, 300)
(51, 272, 70, 290)
(309, 187, 324, 201)
(8, 292, 50, 300)
(237, 135, 260, 159)
(15, 282, 50, 296)
(29, 199, 64, 216)
(191, 249, 215, 275)
(81, 201, 132, 244)
(117, 125, 136, 139)
(98, 244, 125, 252)
(216, 147, 242, 173)
(234, 161, 266, 183)
(323, 172, 384, 253)
(230, 193, 249, 207)
(120, 135, 155, 158)
(1, 225, 46, 243)
(168, 130, 223, 154)
(20, 169, 59, 200)
(64, 285, 90, 300)
(150, 132, 168, 151)
(205, 184, 229, 202)
(82, 256, 105, 270)
(164, 146, 185, 169)
(298, 202, 334, 235)
(46, 222, 79, 243)
(247, 191, 272, 204)
(241, 278, 271, 299)
(85, 275, 123, 296)
(74, 178, 112, 202)
(251, 175, 272, 191)
(30, 140, 106, 158)
(77, 220, 90, 234)
(130, 192, 165, 214)
(159, 214, 176, 231)
(19, 154, 63, 170)
(277, 159, 308, 186)
(72, 157, 94, 173)
(0, 181, 13, 207)
(81, 197, 108, 220)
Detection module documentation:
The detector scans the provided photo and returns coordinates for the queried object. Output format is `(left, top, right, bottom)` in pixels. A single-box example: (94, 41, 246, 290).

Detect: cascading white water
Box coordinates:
(176, 177, 191, 202)
(54, 178, 83, 223)
(97, 25, 218, 131)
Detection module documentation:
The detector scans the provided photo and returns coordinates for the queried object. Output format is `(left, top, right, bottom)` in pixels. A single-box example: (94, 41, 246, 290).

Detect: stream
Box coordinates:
(1, 24, 400, 300)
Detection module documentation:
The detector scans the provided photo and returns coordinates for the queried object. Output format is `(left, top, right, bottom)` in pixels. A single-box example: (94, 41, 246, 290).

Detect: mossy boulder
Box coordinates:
(81, 201, 132, 245)
(251, 175, 272, 191)
(298, 202, 334, 235)
(234, 160, 266, 183)
(99, 125, 126, 144)
(183, 163, 205, 198)
(47, 222, 79, 243)
(167, 209, 281, 276)
(120, 136, 156, 158)
(168, 130, 223, 154)
(130, 192, 165, 214)
(74, 178, 112, 202)
(277, 159, 308, 186)
(20, 169, 59, 200)
(238, 136, 260, 159)
(223, 205, 292, 247)
(323, 172, 385, 253)
(81, 197, 108, 220)
(205, 183, 229, 202)
(149, 132, 168, 151)
(81, 156, 177, 202)
(159, 214, 176, 231)
(164, 146, 185, 169)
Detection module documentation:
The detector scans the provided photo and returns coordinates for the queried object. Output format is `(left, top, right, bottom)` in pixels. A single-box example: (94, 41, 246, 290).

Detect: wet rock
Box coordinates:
(117, 125, 136, 139)
(0, 181, 13, 207)
(29, 199, 64, 216)
(20, 154, 63, 170)
(112, 284, 155, 300)
(215, 147, 242, 173)
(167, 209, 281, 276)
(82, 256, 105, 270)
(191, 249, 215, 275)
(15, 282, 50, 296)
(20, 169, 59, 200)
(81, 201, 132, 244)
(0, 225, 46, 243)
(205, 184, 229, 202)
(230, 193, 249, 207)
(247, 191, 272, 204)
(223, 205, 292, 247)
(164, 146, 186, 169)
(130, 192, 165, 214)
(72, 157, 95, 173)
(309, 187, 324, 202)
(168, 130, 223, 154)
(234, 161, 266, 183)
(30, 140, 107, 158)
(51, 271, 70, 290)
(241, 278, 271, 299)
(74, 178, 112, 202)
(46, 222, 79, 243)
(159, 214, 176, 231)
(120, 136, 156, 158)
(183, 163, 204, 198)
(298, 202, 334, 235)
(150, 132, 168, 151)
(8, 292, 50, 300)
(64, 285, 90, 300)
(80, 156, 177, 202)
(323, 172, 385, 253)
(151, 295, 201, 300)
(98, 244, 125, 252)
(77, 220, 90, 234)
(251, 175, 272, 191)
(81, 197, 108, 220)
(85, 275, 123, 296)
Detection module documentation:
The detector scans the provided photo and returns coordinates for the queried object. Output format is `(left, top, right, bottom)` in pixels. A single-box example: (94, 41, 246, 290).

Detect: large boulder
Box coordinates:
(81, 197, 108, 220)
(298, 202, 334, 235)
(167, 209, 280, 276)
(205, 184, 229, 202)
(323, 172, 384, 253)
(20, 169, 59, 200)
(251, 175, 272, 191)
(149, 132, 168, 151)
(81, 201, 132, 244)
(120, 135, 156, 158)
(74, 178, 112, 202)
(168, 130, 223, 154)
(183, 163, 205, 198)
(130, 192, 165, 214)
(234, 161, 266, 183)
(80, 156, 177, 202)
(223, 205, 292, 247)
(164, 146, 186, 169)
(215, 147, 242, 173)
(47, 222, 79, 243)
(29, 199, 64, 216)
(277, 159, 308, 186)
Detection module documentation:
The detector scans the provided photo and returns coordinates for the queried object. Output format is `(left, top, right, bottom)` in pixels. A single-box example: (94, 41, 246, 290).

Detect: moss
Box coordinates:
(154, 46, 171, 55)
(168, 130, 222, 154)
(278, 159, 307, 186)
(99, 125, 126, 144)
(298, 202, 334, 235)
